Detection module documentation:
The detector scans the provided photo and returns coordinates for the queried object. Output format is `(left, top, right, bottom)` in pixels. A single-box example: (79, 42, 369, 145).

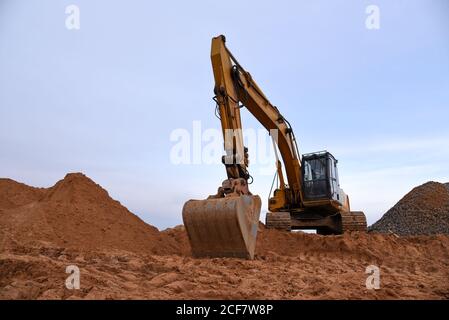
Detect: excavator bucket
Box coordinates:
(182, 195, 262, 259)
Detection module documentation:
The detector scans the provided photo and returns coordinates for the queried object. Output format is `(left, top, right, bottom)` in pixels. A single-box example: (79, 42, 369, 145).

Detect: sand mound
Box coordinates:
(0, 179, 46, 210)
(369, 181, 449, 235)
(1, 174, 449, 299)
(0, 173, 180, 255)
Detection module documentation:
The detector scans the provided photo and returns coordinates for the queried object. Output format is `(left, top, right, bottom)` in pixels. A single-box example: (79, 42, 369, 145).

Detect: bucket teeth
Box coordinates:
(182, 195, 261, 259)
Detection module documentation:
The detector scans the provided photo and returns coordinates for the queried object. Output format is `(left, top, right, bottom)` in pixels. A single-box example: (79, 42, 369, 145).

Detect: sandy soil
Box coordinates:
(1, 173, 449, 300)
(1, 230, 449, 299)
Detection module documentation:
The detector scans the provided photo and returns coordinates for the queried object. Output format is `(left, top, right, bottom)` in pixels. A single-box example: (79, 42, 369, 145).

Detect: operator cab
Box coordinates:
(302, 151, 342, 204)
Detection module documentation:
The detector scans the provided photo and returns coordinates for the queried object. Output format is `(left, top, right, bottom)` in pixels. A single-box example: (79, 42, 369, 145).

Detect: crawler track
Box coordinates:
(265, 212, 291, 231)
(341, 211, 368, 232)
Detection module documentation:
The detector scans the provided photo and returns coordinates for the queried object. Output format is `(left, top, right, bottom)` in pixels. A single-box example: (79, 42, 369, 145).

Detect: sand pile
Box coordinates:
(0, 179, 46, 210)
(1, 174, 449, 299)
(0, 173, 181, 255)
(369, 182, 449, 236)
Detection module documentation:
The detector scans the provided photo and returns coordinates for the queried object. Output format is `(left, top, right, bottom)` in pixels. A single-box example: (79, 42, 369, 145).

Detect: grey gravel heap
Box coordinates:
(369, 181, 449, 236)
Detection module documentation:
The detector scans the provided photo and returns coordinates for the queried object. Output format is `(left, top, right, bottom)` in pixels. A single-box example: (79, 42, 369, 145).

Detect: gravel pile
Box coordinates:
(369, 181, 449, 236)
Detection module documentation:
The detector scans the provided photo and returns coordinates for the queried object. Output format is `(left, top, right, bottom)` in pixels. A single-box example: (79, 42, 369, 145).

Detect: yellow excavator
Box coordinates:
(182, 35, 367, 259)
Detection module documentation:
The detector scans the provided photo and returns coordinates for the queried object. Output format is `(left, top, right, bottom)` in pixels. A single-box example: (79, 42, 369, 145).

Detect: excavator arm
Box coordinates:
(210, 35, 302, 205)
(183, 35, 305, 259)
(182, 35, 367, 260)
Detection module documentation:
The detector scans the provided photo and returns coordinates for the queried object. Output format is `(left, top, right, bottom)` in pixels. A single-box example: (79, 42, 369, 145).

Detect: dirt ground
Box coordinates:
(1, 230, 449, 299)
(1, 173, 449, 299)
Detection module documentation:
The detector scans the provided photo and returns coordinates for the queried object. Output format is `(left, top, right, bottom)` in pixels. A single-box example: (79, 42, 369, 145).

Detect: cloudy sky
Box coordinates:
(1, 0, 448, 229)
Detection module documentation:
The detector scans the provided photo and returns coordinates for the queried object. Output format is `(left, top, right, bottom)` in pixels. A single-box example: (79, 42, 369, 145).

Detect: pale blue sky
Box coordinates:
(1, 0, 448, 229)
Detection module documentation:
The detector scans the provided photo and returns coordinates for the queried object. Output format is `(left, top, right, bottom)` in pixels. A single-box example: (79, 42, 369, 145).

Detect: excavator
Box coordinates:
(182, 35, 367, 259)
